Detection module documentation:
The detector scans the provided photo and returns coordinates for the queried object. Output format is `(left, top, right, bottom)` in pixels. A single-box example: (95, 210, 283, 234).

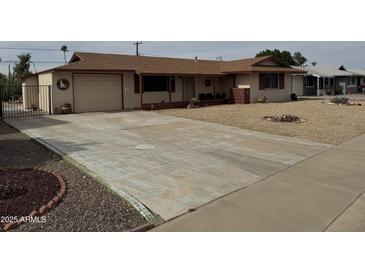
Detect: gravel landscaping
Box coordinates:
(156, 99, 365, 145)
(0, 121, 147, 232)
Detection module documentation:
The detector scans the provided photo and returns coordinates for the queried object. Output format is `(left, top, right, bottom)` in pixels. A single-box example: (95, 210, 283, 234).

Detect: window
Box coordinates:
(330, 78, 334, 87)
(319, 78, 323, 89)
(347, 76, 357, 86)
(305, 76, 315, 87)
(324, 78, 329, 89)
(259, 73, 284, 90)
(143, 76, 168, 92)
(264, 73, 278, 89)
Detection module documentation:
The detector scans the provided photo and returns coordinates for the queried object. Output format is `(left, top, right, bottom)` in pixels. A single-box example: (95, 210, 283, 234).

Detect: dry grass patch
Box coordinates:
(155, 100, 365, 145)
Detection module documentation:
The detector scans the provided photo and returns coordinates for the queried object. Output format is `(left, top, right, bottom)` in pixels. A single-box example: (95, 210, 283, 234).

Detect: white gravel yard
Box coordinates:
(155, 99, 365, 145)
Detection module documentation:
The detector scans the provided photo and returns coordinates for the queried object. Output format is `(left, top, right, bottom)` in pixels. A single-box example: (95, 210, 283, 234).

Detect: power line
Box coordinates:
(0, 60, 64, 64)
(0, 46, 76, 52)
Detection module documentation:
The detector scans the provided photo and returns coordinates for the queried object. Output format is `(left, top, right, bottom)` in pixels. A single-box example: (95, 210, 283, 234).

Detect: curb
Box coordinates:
(4, 118, 165, 227)
(1, 167, 66, 232)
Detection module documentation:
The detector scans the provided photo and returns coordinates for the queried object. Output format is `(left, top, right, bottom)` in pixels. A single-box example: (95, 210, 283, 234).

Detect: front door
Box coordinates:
(182, 77, 194, 101)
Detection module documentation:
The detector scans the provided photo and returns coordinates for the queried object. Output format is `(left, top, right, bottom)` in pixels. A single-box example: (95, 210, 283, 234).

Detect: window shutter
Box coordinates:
(134, 74, 140, 94)
(279, 73, 285, 89)
(170, 76, 176, 93)
(259, 73, 265, 90)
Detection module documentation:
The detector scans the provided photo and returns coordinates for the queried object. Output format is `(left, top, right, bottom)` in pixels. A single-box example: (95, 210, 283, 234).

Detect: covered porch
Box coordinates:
(135, 74, 233, 110)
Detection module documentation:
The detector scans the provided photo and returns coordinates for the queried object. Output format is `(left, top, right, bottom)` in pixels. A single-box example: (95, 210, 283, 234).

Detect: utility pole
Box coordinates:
(133, 42, 142, 56)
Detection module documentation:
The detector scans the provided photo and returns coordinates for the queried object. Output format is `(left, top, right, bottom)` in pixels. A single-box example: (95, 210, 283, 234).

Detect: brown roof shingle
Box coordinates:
(54, 52, 224, 75)
(38, 52, 305, 75)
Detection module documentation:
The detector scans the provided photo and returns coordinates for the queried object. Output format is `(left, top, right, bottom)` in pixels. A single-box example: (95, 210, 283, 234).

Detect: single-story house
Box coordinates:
(291, 64, 365, 96)
(22, 52, 304, 113)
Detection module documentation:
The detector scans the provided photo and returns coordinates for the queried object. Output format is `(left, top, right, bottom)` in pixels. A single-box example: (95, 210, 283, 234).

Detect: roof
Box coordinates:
(221, 56, 303, 73)
(31, 52, 305, 77)
(346, 68, 365, 76)
(293, 64, 354, 77)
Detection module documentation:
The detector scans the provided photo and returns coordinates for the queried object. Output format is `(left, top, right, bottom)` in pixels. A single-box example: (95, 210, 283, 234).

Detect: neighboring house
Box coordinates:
(346, 68, 365, 92)
(292, 64, 365, 96)
(22, 52, 303, 113)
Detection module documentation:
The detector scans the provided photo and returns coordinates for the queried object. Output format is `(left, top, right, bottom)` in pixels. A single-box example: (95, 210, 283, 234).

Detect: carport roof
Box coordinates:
(292, 64, 354, 77)
(32, 52, 305, 76)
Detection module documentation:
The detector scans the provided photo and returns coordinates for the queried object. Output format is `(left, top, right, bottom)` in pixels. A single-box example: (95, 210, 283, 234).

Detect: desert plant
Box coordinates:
(325, 89, 334, 95)
(187, 97, 200, 108)
(256, 95, 267, 103)
(330, 97, 349, 105)
(290, 93, 298, 101)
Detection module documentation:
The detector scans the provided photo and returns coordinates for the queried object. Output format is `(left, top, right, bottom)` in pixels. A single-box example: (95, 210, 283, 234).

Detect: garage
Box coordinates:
(73, 74, 122, 113)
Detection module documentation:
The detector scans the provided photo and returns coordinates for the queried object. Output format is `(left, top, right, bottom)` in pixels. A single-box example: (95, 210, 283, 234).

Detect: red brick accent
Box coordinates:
(231, 88, 250, 104)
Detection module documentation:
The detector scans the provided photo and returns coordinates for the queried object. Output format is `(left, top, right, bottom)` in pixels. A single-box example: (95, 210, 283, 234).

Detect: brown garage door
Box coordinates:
(74, 74, 122, 113)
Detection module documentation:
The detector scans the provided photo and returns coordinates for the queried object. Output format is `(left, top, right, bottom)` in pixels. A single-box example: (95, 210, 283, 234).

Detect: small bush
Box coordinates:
(290, 93, 298, 101)
(256, 95, 267, 103)
(215, 92, 226, 100)
(205, 93, 214, 100)
(326, 89, 334, 95)
(330, 97, 349, 105)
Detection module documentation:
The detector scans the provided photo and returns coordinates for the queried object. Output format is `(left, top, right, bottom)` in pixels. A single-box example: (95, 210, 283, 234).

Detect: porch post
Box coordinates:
(193, 76, 196, 98)
(316, 76, 320, 96)
(139, 74, 143, 109)
(213, 76, 216, 95)
(168, 76, 172, 103)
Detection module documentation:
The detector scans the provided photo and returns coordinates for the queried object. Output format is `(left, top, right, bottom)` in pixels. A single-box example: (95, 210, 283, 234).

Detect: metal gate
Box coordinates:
(0, 85, 52, 118)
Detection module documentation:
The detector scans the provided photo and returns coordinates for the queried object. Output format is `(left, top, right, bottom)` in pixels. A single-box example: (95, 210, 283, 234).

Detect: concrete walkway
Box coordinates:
(6, 111, 330, 222)
(153, 133, 365, 231)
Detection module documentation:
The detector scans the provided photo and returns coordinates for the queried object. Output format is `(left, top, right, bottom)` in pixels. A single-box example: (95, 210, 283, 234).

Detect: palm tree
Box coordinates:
(60, 45, 68, 64)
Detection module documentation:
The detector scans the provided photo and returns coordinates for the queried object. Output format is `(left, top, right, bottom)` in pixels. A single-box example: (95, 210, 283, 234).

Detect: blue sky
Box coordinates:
(1, 41, 365, 74)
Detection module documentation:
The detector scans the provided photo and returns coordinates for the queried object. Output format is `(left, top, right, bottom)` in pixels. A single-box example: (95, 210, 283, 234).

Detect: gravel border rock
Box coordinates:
(156, 99, 365, 145)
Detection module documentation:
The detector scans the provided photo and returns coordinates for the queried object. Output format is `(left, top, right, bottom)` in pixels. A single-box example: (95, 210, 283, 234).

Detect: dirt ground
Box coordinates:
(156, 99, 365, 145)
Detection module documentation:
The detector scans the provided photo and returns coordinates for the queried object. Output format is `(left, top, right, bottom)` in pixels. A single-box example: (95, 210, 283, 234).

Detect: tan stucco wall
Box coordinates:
(142, 91, 170, 104)
(194, 76, 214, 97)
(235, 73, 292, 103)
(38, 73, 52, 112)
(52, 72, 73, 113)
(22, 76, 39, 109)
(250, 72, 292, 102)
(216, 76, 233, 96)
(292, 75, 304, 96)
(235, 74, 251, 87)
(171, 77, 183, 102)
(122, 72, 140, 109)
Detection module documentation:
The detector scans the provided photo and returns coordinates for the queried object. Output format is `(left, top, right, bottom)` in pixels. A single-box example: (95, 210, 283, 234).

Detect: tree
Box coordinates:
(13, 53, 32, 79)
(311, 61, 317, 66)
(0, 73, 7, 86)
(60, 45, 68, 64)
(293, 51, 307, 67)
(256, 49, 296, 66)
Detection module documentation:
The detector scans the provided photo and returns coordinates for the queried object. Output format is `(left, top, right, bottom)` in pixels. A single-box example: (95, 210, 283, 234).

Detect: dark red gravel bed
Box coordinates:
(0, 168, 60, 230)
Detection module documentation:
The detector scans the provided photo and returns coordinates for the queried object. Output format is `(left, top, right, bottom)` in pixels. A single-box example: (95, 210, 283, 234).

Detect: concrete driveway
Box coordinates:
(6, 111, 331, 222)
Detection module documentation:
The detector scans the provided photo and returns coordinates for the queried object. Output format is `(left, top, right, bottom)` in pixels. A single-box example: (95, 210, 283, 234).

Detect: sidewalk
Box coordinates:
(152, 133, 365, 232)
